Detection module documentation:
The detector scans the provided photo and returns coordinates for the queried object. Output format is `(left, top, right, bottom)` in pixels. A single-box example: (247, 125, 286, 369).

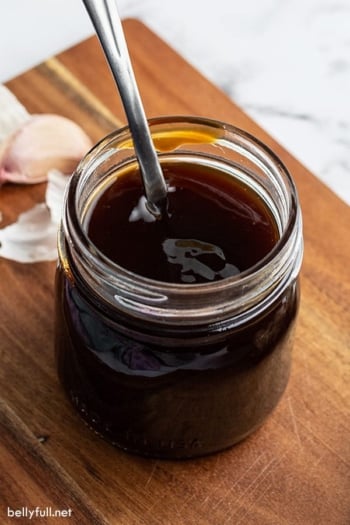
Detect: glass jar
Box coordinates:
(55, 116, 303, 459)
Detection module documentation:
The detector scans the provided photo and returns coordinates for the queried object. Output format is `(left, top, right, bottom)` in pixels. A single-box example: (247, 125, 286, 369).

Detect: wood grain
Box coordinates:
(1, 19, 349, 525)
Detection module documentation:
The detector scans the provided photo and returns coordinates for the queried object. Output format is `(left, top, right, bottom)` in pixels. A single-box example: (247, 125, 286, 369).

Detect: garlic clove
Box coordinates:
(0, 114, 93, 185)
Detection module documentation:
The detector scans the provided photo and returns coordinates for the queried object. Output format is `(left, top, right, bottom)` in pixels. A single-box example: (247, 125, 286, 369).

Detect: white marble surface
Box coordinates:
(1, 0, 349, 205)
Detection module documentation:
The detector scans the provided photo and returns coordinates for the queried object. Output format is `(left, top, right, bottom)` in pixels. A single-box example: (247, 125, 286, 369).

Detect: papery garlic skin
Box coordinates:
(46, 169, 70, 225)
(0, 114, 93, 185)
(0, 204, 58, 263)
(0, 170, 69, 263)
(0, 85, 30, 144)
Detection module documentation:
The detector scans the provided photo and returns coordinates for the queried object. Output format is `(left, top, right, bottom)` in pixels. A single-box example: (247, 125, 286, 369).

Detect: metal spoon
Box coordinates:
(82, 0, 167, 217)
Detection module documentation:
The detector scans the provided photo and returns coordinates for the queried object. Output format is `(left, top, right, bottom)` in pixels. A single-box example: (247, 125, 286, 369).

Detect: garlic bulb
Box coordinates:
(0, 87, 94, 263)
(0, 114, 93, 185)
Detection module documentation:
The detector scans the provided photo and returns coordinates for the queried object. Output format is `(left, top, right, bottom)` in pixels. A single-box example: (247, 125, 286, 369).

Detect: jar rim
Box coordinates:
(63, 115, 303, 324)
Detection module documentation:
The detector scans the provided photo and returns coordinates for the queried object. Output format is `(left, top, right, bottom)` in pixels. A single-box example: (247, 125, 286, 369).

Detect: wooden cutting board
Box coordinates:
(1, 19, 349, 525)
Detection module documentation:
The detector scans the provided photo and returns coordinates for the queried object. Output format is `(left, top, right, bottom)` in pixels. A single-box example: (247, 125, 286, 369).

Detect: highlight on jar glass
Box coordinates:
(55, 116, 303, 459)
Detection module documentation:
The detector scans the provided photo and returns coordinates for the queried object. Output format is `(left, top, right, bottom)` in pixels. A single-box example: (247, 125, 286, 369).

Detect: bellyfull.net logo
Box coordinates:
(7, 507, 73, 520)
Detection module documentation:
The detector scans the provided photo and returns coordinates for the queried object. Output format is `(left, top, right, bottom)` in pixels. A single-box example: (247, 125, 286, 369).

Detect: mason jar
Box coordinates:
(55, 116, 303, 459)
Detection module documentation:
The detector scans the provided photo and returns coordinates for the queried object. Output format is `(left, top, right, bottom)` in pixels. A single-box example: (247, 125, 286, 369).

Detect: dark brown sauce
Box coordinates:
(55, 268, 298, 458)
(55, 160, 298, 459)
(87, 161, 279, 283)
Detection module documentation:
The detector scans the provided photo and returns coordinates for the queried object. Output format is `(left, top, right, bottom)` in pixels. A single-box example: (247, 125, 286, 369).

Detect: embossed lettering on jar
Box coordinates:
(55, 117, 303, 459)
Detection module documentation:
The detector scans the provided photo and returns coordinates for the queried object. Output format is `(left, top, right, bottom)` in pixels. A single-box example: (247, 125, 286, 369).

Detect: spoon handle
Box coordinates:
(82, 0, 167, 215)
